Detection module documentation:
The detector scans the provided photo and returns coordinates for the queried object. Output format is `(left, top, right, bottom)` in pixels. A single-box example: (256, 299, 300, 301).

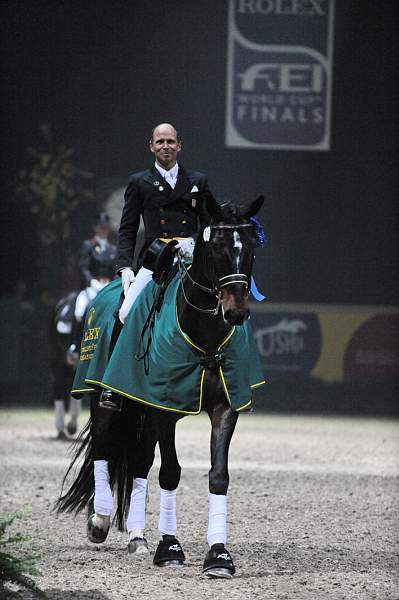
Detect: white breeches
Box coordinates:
(74, 281, 106, 323)
(119, 267, 153, 324)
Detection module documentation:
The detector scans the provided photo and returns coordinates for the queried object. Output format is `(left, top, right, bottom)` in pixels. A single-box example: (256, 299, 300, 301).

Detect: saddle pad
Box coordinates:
(72, 274, 265, 413)
(71, 278, 122, 396)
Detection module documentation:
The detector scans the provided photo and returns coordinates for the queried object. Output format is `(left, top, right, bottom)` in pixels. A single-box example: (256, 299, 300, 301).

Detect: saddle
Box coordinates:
(142, 238, 179, 284)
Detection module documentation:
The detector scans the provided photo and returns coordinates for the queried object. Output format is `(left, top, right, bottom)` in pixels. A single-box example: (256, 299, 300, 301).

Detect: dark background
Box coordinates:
(1, 0, 398, 305)
(0, 1, 398, 409)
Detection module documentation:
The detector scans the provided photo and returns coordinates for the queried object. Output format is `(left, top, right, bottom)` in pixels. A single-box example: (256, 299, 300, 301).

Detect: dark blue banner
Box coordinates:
(250, 311, 321, 375)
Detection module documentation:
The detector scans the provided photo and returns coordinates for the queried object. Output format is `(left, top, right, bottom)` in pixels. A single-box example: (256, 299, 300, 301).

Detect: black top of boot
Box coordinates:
(203, 543, 236, 575)
(153, 536, 185, 565)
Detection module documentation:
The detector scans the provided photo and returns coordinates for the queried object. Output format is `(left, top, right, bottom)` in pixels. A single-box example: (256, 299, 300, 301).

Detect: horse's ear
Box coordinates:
(240, 195, 264, 219)
(200, 195, 223, 225)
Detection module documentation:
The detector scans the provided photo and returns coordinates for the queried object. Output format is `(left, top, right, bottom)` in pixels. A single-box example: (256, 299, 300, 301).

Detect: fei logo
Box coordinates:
(251, 312, 321, 374)
(226, 0, 335, 150)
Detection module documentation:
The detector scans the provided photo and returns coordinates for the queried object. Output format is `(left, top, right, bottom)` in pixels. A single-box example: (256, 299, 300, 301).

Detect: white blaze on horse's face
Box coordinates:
(233, 230, 242, 271)
(220, 228, 250, 326)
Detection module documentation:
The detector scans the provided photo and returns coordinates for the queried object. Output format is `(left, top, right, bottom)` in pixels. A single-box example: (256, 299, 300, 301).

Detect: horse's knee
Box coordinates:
(159, 463, 181, 491)
(209, 469, 229, 495)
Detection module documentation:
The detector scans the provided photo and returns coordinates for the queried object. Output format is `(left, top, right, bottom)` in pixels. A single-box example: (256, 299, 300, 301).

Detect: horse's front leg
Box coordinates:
(204, 390, 238, 578)
(152, 410, 186, 567)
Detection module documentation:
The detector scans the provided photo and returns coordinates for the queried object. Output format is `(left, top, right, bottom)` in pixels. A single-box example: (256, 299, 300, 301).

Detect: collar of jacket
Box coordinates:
(144, 165, 193, 206)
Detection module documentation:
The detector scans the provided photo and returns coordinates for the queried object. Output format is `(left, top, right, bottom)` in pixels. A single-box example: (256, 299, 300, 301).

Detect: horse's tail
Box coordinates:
(54, 416, 94, 517)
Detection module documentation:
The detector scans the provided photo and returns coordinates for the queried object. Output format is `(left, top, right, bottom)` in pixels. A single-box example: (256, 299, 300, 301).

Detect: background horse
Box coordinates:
(56, 196, 265, 578)
(49, 290, 82, 439)
(49, 276, 113, 439)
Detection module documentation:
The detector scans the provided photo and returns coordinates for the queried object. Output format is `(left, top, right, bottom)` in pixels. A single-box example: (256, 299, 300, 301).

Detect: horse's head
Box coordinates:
(194, 195, 264, 326)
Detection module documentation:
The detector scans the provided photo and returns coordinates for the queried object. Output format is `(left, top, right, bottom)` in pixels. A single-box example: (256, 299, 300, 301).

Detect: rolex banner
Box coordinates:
(225, 0, 335, 150)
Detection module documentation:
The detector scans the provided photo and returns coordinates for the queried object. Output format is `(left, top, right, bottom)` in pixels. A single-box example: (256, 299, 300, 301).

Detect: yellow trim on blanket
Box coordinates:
(85, 378, 205, 416)
(175, 307, 206, 354)
(217, 327, 235, 350)
(218, 366, 259, 411)
(175, 307, 236, 354)
(219, 366, 231, 404)
(236, 399, 253, 412)
(71, 387, 95, 394)
(250, 380, 266, 389)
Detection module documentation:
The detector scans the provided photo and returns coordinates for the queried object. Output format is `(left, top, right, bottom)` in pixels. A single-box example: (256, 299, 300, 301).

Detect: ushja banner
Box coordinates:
(225, 0, 335, 150)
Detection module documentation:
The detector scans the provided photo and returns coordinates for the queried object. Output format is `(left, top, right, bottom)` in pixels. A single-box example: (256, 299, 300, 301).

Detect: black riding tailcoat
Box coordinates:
(116, 164, 216, 272)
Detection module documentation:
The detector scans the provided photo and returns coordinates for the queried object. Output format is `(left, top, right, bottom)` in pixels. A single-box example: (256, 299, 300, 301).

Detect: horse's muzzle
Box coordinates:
(221, 286, 250, 325)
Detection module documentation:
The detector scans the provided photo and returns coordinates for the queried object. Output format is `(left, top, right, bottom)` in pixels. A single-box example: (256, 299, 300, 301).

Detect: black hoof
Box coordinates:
(87, 513, 110, 544)
(99, 389, 123, 412)
(202, 544, 235, 578)
(153, 535, 185, 566)
(67, 421, 77, 435)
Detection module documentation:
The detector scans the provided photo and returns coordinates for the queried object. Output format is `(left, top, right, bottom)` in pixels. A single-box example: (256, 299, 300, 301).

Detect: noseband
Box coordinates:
(178, 223, 254, 315)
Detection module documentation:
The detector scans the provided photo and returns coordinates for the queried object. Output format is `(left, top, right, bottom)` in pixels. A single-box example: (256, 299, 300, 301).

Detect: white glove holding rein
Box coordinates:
(121, 267, 136, 296)
(176, 237, 195, 259)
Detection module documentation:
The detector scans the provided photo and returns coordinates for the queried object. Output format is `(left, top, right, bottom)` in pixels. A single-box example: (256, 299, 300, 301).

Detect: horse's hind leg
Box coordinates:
(126, 411, 157, 556)
(87, 393, 116, 543)
(152, 411, 186, 567)
(203, 399, 238, 578)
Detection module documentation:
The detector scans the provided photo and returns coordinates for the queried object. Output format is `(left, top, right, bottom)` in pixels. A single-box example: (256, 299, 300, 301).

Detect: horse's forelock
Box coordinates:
(216, 202, 241, 224)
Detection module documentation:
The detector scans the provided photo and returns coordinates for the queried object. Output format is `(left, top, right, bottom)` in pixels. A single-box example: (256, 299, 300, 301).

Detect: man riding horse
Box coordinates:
(100, 122, 217, 410)
(57, 123, 266, 578)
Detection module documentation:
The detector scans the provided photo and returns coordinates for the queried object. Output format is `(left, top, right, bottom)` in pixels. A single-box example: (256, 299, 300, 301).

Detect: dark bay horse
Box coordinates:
(56, 195, 265, 578)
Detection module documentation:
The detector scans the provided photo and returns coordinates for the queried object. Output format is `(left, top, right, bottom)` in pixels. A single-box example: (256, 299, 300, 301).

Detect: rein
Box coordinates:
(177, 256, 222, 316)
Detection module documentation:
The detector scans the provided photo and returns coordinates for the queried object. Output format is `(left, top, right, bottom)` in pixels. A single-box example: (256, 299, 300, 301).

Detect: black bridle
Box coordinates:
(177, 223, 255, 316)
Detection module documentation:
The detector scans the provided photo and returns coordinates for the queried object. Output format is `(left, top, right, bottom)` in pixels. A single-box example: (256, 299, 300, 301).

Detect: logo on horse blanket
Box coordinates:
(72, 275, 265, 414)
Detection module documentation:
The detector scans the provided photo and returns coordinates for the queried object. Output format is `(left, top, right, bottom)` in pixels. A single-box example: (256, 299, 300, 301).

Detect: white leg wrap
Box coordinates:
(207, 493, 227, 547)
(69, 396, 81, 423)
(93, 460, 113, 516)
(126, 477, 148, 536)
(54, 400, 65, 432)
(158, 488, 177, 536)
(119, 267, 153, 324)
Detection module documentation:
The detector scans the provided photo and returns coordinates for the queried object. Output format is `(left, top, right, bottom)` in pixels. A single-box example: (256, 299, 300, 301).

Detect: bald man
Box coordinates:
(97, 124, 216, 411)
(94, 125, 218, 546)
(116, 123, 216, 321)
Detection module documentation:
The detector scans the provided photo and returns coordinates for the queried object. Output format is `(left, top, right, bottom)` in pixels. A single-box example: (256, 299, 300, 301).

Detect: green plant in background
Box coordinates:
(16, 124, 94, 246)
(16, 124, 95, 303)
(0, 512, 46, 599)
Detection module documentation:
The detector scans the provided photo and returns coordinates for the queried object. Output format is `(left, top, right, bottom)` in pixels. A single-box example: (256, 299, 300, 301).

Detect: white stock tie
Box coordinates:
(164, 171, 176, 189)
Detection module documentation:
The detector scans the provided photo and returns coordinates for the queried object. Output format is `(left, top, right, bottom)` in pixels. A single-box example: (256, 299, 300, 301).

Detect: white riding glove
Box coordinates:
(176, 237, 195, 259)
(121, 267, 135, 296)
